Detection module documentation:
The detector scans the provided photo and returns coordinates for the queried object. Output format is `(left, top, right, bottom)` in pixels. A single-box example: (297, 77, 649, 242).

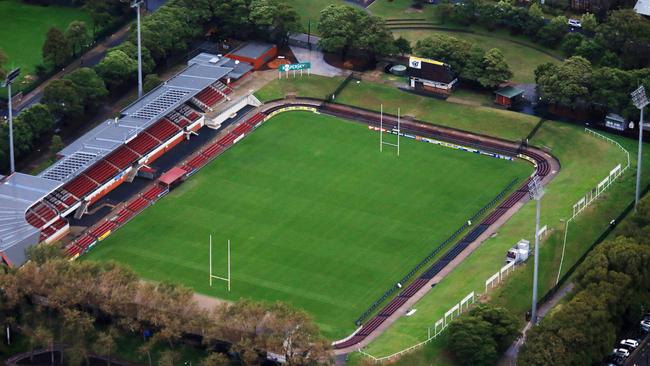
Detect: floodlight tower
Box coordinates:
(631, 85, 648, 211)
(132, 0, 144, 98)
(529, 175, 545, 325)
(3, 68, 21, 174)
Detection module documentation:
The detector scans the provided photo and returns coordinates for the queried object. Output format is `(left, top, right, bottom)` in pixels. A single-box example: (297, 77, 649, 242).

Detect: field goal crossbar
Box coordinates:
(380, 104, 400, 156)
(209, 235, 231, 291)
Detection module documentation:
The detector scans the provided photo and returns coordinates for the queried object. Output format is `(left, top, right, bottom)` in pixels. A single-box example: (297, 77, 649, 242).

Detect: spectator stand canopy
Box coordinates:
(226, 41, 278, 70)
(189, 52, 254, 83)
(159, 167, 187, 187)
(635, 0, 650, 17)
(0, 173, 62, 266)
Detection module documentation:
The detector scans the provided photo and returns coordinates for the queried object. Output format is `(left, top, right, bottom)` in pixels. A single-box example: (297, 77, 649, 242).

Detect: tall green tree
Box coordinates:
(65, 21, 89, 56)
(394, 36, 412, 57)
(535, 56, 592, 107)
(42, 27, 71, 68)
(16, 104, 55, 140)
(95, 49, 137, 90)
(478, 48, 513, 88)
(250, 0, 302, 46)
(42, 79, 84, 119)
(536, 16, 568, 47)
(0, 47, 8, 80)
(64, 67, 108, 110)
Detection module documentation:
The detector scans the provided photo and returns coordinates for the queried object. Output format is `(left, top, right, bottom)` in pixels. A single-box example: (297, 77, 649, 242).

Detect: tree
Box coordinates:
(0, 47, 8, 80)
(26, 243, 63, 266)
(581, 12, 598, 33)
(61, 309, 95, 366)
(535, 56, 592, 107)
(560, 33, 585, 56)
(317, 5, 365, 61)
(93, 329, 117, 366)
(157, 350, 180, 366)
(356, 15, 397, 63)
(42, 27, 71, 68)
(65, 21, 89, 56)
(114, 41, 155, 75)
(250, 0, 302, 46)
(33, 327, 55, 365)
(574, 39, 604, 63)
(448, 316, 498, 366)
(17, 104, 55, 140)
(528, 3, 544, 19)
(200, 353, 230, 366)
(143, 74, 162, 93)
(394, 36, 412, 57)
(536, 16, 568, 47)
(42, 79, 84, 120)
(95, 49, 137, 90)
(50, 135, 64, 155)
(595, 9, 650, 69)
(64, 67, 108, 110)
(478, 48, 513, 88)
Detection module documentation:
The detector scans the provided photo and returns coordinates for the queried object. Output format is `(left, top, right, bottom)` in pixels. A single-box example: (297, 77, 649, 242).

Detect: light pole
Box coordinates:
(132, 0, 144, 98)
(631, 85, 648, 211)
(3, 68, 20, 174)
(529, 175, 545, 325)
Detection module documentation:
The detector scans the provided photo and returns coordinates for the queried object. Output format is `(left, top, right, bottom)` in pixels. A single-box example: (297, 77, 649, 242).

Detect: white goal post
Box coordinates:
(209, 235, 231, 291)
(380, 104, 400, 156)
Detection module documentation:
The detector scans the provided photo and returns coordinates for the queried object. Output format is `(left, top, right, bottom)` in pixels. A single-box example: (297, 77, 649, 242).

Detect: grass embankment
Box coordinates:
(85, 111, 530, 339)
(0, 0, 93, 91)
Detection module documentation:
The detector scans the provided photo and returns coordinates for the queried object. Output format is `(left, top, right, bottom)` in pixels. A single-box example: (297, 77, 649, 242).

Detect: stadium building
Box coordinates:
(0, 52, 263, 267)
(407, 56, 457, 96)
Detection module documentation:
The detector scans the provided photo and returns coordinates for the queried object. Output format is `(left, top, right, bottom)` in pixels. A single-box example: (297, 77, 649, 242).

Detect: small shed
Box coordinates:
(494, 86, 524, 108)
(226, 42, 277, 70)
(604, 113, 627, 131)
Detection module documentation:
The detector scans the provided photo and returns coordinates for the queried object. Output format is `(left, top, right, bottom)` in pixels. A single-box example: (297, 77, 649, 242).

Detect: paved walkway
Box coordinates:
(289, 45, 346, 77)
(500, 282, 575, 366)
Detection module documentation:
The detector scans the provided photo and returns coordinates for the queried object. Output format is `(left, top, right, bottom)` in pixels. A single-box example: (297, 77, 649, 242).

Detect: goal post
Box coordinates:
(379, 104, 401, 156)
(209, 235, 231, 291)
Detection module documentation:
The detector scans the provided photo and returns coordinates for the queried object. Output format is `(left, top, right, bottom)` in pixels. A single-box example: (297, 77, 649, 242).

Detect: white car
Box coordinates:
(620, 339, 639, 349)
(568, 19, 582, 28)
(613, 348, 630, 358)
(641, 319, 650, 332)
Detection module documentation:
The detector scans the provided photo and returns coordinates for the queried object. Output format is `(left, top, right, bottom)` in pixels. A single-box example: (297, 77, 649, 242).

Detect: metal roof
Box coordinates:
(39, 60, 233, 184)
(495, 86, 524, 99)
(635, 0, 650, 16)
(0, 173, 61, 266)
(228, 42, 274, 60)
(188, 52, 253, 79)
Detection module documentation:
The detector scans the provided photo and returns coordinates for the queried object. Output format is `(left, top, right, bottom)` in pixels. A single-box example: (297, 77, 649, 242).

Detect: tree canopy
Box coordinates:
(42, 27, 72, 68)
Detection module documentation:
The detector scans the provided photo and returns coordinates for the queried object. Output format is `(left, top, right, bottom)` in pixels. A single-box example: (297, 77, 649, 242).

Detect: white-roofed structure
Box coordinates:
(635, 0, 650, 16)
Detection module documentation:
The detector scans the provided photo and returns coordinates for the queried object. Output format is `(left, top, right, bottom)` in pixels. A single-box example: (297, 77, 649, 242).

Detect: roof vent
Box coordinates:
(209, 57, 219, 64)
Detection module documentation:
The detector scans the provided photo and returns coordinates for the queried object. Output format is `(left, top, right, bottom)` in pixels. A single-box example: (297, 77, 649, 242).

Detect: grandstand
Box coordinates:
(0, 52, 260, 267)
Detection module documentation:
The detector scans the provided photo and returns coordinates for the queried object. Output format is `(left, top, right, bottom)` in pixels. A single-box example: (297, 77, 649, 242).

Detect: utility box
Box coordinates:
(506, 239, 530, 264)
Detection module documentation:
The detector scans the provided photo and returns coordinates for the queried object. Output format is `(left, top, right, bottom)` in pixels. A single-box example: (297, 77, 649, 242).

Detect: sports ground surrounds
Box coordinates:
(85, 109, 532, 339)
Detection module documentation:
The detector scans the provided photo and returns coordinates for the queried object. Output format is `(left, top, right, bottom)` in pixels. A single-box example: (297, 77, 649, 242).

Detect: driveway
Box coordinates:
(289, 45, 345, 77)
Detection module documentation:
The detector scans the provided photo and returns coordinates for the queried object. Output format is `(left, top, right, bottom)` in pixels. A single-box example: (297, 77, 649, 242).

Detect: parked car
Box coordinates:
(620, 339, 639, 350)
(641, 319, 650, 332)
(568, 19, 582, 28)
(613, 348, 630, 359)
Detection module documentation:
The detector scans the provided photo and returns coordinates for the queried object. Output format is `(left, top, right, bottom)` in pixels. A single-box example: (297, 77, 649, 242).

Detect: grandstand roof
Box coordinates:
(0, 173, 61, 266)
(228, 41, 274, 60)
(39, 60, 233, 184)
(188, 52, 253, 79)
(635, 0, 650, 16)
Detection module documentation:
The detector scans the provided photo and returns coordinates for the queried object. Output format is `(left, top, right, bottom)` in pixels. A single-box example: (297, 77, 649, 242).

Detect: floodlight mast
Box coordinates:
(3, 68, 21, 174)
(631, 86, 648, 211)
(528, 176, 545, 325)
(132, 0, 144, 98)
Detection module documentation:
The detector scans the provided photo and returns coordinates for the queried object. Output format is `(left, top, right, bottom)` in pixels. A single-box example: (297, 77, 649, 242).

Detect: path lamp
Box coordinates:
(2, 68, 20, 174)
(631, 85, 648, 211)
(529, 175, 545, 325)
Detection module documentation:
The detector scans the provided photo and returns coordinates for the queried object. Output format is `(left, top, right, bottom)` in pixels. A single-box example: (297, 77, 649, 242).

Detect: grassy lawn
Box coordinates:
(85, 111, 530, 339)
(392, 29, 560, 84)
(335, 80, 540, 141)
(254, 74, 343, 102)
(368, 0, 439, 20)
(353, 126, 650, 363)
(285, 0, 348, 34)
(0, 0, 93, 91)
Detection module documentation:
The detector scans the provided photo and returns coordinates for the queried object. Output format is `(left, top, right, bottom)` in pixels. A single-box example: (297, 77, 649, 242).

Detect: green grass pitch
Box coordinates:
(85, 111, 532, 338)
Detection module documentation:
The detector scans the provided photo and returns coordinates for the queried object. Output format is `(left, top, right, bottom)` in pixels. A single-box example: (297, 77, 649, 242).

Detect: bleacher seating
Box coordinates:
(63, 174, 99, 199)
(90, 220, 117, 239)
(126, 133, 159, 155)
(84, 160, 119, 185)
(187, 154, 208, 169)
(143, 184, 165, 201)
(26, 211, 46, 228)
(67, 234, 96, 256)
(202, 143, 224, 158)
(33, 201, 57, 222)
(217, 133, 238, 147)
(127, 197, 149, 213)
(177, 104, 201, 122)
(245, 113, 266, 127)
(194, 86, 224, 108)
(232, 123, 253, 137)
(106, 146, 140, 169)
(165, 112, 190, 128)
(146, 119, 180, 142)
(115, 208, 134, 224)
